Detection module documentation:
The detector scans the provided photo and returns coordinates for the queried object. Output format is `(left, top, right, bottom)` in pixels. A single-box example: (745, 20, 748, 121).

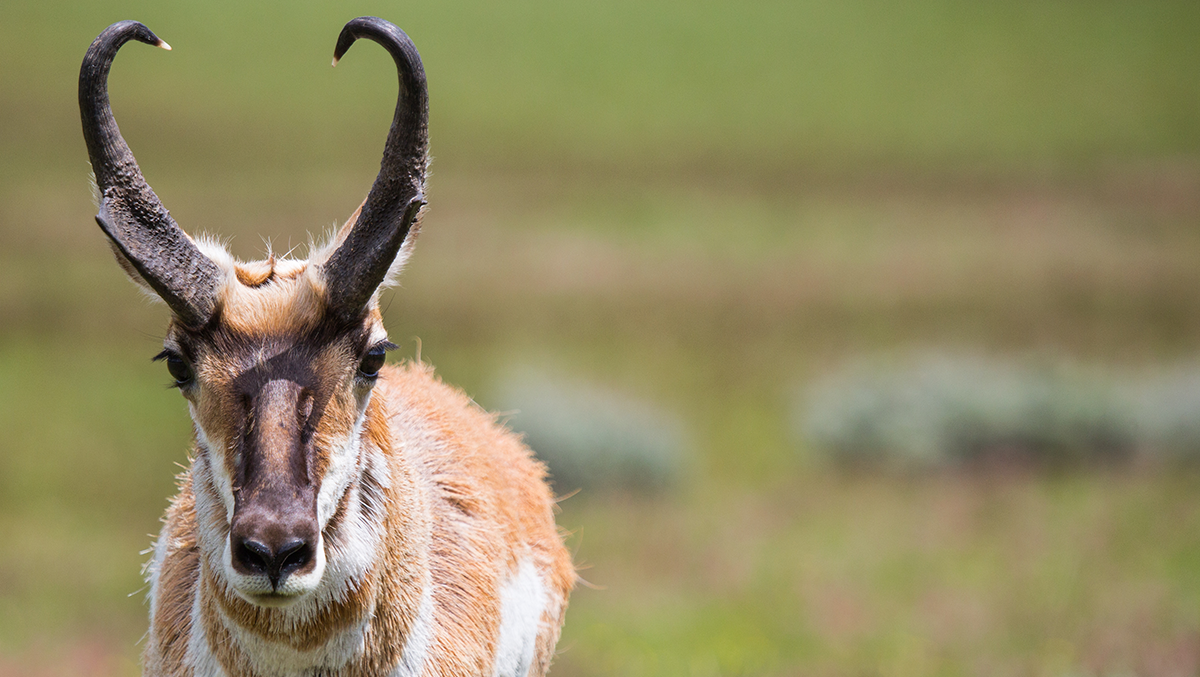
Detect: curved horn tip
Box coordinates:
(332, 16, 403, 63)
(322, 15, 428, 320)
(102, 20, 166, 47)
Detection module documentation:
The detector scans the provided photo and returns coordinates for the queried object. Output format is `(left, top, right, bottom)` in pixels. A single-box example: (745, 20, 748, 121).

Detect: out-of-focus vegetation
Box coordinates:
(801, 355, 1186, 470)
(492, 367, 687, 493)
(2, 0, 1200, 675)
(802, 356, 1200, 471)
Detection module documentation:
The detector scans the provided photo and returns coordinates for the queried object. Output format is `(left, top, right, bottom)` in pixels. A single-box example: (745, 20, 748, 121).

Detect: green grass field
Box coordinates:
(2, 1, 1199, 675)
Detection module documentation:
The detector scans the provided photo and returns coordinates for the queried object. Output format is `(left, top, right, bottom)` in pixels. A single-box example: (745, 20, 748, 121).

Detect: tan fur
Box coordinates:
(389, 361, 576, 676)
(218, 261, 326, 337)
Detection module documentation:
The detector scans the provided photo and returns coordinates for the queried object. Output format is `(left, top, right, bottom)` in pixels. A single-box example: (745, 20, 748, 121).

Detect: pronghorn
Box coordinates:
(80, 17, 576, 676)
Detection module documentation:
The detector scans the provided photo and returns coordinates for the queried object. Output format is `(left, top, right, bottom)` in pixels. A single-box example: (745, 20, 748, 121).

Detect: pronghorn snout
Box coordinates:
(231, 521, 317, 589)
(227, 457, 325, 600)
(226, 377, 325, 597)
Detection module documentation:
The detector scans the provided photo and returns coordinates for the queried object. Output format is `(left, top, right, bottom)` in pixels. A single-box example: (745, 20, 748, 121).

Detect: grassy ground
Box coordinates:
(557, 474, 1200, 677)
(2, 0, 1200, 675)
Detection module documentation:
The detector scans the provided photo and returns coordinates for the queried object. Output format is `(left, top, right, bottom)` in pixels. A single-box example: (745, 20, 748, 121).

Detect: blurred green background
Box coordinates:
(3, 1, 1200, 675)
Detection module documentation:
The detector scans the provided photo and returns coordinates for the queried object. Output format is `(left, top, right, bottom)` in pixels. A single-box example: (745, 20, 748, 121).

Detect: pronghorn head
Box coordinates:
(80, 18, 427, 607)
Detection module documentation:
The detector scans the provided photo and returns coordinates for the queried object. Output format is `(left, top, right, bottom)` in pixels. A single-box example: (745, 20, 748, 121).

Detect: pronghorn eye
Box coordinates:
(358, 346, 387, 379)
(166, 355, 193, 385)
(154, 351, 194, 386)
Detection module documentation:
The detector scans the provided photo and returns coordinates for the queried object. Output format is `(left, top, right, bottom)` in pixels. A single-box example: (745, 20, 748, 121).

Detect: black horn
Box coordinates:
(80, 21, 221, 329)
(323, 17, 429, 322)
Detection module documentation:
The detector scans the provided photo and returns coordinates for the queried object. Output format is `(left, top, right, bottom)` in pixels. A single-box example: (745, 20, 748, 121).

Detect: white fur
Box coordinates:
(194, 235, 239, 281)
(219, 602, 370, 677)
(143, 522, 172, 628)
(388, 581, 435, 677)
(190, 414, 235, 521)
(316, 393, 372, 527)
(492, 558, 549, 677)
(322, 444, 392, 594)
(191, 454, 232, 580)
(187, 579, 227, 677)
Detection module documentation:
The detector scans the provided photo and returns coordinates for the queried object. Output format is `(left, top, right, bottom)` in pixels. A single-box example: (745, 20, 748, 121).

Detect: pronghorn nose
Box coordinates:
(233, 535, 313, 587)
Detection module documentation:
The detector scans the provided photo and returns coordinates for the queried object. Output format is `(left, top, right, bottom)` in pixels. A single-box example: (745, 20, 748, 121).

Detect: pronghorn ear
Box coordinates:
(371, 214, 421, 294)
(97, 212, 234, 309)
(312, 202, 421, 307)
(99, 216, 159, 296)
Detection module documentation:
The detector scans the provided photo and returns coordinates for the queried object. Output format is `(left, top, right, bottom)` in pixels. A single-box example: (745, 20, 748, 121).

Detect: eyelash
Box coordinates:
(153, 349, 194, 387)
(357, 341, 397, 380)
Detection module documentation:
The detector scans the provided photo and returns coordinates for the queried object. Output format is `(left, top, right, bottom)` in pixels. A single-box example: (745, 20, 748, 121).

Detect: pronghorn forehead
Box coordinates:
(163, 252, 389, 373)
(219, 267, 325, 338)
(196, 237, 323, 337)
(164, 304, 388, 370)
(183, 239, 386, 342)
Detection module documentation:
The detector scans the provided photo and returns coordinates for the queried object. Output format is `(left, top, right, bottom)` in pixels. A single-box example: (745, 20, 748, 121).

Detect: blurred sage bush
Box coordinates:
(490, 368, 687, 494)
(1126, 366, 1200, 463)
(794, 354, 1200, 470)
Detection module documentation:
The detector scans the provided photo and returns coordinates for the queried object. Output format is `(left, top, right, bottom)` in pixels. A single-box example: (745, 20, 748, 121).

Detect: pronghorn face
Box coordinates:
(160, 263, 392, 606)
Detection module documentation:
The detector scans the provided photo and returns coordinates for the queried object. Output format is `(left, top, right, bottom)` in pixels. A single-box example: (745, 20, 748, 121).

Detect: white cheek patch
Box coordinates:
(492, 559, 548, 677)
(316, 391, 372, 527)
(190, 402, 235, 522)
(191, 454, 233, 574)
(322, 486, 381, 590)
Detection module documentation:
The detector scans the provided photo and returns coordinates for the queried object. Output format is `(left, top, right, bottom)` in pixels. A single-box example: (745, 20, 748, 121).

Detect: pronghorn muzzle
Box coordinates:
(229, 379, 320, 591)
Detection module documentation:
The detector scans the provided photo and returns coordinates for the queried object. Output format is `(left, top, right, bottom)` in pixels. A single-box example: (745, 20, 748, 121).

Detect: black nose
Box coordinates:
(233, 537, 313, 588)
